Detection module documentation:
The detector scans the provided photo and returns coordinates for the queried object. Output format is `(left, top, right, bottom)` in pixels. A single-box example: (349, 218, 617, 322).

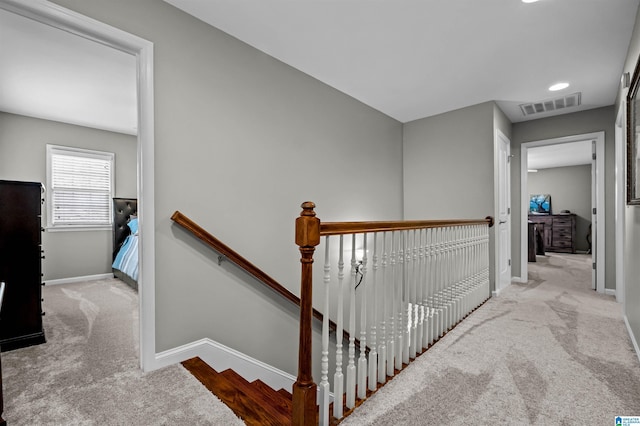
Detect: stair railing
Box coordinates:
(293, 202, 494, 426)
(171, 210, 364, 346)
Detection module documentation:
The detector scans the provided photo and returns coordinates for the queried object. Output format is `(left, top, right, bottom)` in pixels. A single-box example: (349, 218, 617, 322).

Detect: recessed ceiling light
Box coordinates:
(549, 82, 570, 91)
(522, 0, 539, 3)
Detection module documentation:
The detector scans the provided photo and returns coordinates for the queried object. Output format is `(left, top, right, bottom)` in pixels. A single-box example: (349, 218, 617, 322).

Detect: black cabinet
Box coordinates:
(0, 180, 46, 351)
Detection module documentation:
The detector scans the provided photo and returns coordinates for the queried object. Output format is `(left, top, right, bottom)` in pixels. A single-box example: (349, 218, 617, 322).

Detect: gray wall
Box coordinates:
(50, 0, 404, 375)
(0, 112, 137, 280)
(617, 5, 640, 358)
(511, 106, 616, 289)
(494, 103, 513, 142)
(528, 165, 592, 252)
(403, 101, 497, 289)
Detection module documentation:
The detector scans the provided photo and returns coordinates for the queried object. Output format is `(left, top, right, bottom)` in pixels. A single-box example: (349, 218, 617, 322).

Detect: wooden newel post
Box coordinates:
(293, 201, 320, 426)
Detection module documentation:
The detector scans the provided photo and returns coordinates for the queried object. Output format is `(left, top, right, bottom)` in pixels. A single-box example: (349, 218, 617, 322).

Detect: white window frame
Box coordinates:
(46, 144, 114, 231)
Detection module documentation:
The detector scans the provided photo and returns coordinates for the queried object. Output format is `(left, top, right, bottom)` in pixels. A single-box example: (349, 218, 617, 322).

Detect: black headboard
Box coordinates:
(112, 198, 137, 261)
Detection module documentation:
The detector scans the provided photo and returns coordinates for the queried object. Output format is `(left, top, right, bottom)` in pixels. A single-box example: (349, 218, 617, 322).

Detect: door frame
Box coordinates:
(0, 0, 158, 371)
(494, 129, 511, 296)
(520, 132, 605, 293)
(615, 103, 626, 304)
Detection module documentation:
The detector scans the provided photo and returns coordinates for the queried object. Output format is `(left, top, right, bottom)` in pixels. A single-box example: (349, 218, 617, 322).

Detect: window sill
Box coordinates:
(45, 225, 111, 232)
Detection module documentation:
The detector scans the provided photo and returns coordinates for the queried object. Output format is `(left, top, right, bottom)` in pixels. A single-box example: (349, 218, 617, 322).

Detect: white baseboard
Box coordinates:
(624, 315, 640, 364)
(511, 276, 527, 283)
(492, 286, 506, 297)
(45, 273, 113, 286)
(154, 338, 296, 392)
(605, 288, 616, 297)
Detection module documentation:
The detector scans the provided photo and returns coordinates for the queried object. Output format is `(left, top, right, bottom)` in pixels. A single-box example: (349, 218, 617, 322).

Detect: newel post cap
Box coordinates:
(296, 202, 320, 247)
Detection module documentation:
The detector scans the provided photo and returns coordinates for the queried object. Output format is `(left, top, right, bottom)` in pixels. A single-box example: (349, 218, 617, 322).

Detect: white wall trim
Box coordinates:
(615, 103, 626, 304)
(155, 338, 296, 392)
(520, 132, 605, 293)
(0, 0, 157, 372)
(45, 273, 113, 286)
(605, 288, 616, 297)
(511, 276, 527, 284)
(624, 315, 640, 364)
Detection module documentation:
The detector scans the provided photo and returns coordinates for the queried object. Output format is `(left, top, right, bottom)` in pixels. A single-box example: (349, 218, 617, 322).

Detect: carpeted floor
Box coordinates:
(341, 253, 640, 425)
(2, 278, 243, 425)
(6, 255, 639, 425)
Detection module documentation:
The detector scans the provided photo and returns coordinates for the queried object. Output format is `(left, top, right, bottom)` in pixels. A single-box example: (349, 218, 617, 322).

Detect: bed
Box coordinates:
(112, 198, 138, 291)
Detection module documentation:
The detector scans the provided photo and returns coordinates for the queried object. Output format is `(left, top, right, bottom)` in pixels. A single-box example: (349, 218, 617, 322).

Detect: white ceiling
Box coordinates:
(527, 140, 593, 170)
(0, 0, 638, 145)
(164, 0, 640, 123)
(0, 7, 137, 135)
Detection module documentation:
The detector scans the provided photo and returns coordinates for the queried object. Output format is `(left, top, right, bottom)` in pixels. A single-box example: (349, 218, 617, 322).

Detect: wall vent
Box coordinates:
(519, 92, 581, 117)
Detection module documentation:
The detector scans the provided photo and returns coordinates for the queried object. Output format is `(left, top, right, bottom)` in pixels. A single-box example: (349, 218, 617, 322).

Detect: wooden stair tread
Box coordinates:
(277, 388, 293, 400)
(182, 357, 291, 426)
(251, 379, 293, 411)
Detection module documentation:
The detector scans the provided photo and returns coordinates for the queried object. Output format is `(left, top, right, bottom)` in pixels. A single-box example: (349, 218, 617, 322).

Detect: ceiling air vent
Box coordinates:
(519, 92, 581, 117)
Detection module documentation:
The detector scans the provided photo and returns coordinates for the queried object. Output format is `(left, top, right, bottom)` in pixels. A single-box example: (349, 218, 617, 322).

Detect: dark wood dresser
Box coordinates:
(528, 213, 577, 254)
(0, 180, 46, 351)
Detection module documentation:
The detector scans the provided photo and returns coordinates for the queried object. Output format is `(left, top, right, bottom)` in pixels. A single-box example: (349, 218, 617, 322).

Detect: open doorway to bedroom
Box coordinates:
(0, 0, 155, 371)
(520, 132, 605, 294)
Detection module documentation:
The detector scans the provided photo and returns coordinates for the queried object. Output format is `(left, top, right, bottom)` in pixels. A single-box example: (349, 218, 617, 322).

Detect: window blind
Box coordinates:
(47, 145, 114, 228)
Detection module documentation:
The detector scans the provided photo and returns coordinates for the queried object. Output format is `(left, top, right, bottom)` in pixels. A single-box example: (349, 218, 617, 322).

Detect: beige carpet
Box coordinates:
(2, 278, 244, 425)
(341, 253, 640, 425)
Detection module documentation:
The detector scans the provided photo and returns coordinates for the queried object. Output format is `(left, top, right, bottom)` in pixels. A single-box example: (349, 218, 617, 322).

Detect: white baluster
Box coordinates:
(357, 233, 368, 399)
(402, 230, 411, 365)
(346, 235, 357, 409)
(387, 231, 396, 377)
(319, 236, 330, 426)
(417, 228, 425, 352)
(333, 236, 344, 419)
(452, 227, 460, 326)
(378, 232, 387, 384)
(425, 227, 434, 346)
(410, 229, 418, 359)
(368, 233, 378, 391)
(438, 227, 449, 338)
(396, 231, 404, 370)
(445, 226, 453, 332)
(459, 226, 469, 322)
(432, 227, 441, 340)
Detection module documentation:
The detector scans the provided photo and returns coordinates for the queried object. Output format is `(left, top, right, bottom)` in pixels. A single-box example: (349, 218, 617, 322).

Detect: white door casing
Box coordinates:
(615, 103, 626, 304)
(0, 0, 158, 371)
(591, 140, 597, 290)
(495, 130, 511, 296)
(520, 132, 605, 293)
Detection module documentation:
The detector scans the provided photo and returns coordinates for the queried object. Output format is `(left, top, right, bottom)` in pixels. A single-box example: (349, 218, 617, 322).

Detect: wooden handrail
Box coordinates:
(320, 217, 494, 236)
(171, 210, 332, 328)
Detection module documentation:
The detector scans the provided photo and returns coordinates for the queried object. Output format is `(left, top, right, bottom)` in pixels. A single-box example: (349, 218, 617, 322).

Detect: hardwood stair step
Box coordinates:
(182, 357, 291, 426)
(251, 379, 292, 412)
(277, 388, 293, 400)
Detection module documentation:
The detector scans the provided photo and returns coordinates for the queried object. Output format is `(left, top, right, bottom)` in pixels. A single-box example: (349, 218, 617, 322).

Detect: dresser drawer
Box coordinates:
(553, 216, 574, 227)
(553, 228, 573, 239)
(552, 239, 573, 248)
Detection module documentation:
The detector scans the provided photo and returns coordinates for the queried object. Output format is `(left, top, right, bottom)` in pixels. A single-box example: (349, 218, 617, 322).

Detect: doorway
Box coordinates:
(520, 132, 605, 293)
(0, 0, 157, 371)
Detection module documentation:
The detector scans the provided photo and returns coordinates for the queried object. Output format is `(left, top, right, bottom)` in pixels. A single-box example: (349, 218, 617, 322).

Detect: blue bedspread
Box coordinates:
(112, 218, 139, 281)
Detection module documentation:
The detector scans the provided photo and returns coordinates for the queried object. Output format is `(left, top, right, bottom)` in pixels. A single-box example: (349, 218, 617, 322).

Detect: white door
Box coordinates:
(496, 131, 511, 292)
(591, 140, 597, 290)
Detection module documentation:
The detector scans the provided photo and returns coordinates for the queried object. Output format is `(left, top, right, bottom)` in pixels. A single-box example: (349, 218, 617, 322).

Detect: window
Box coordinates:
(46, 144, 114, 230)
